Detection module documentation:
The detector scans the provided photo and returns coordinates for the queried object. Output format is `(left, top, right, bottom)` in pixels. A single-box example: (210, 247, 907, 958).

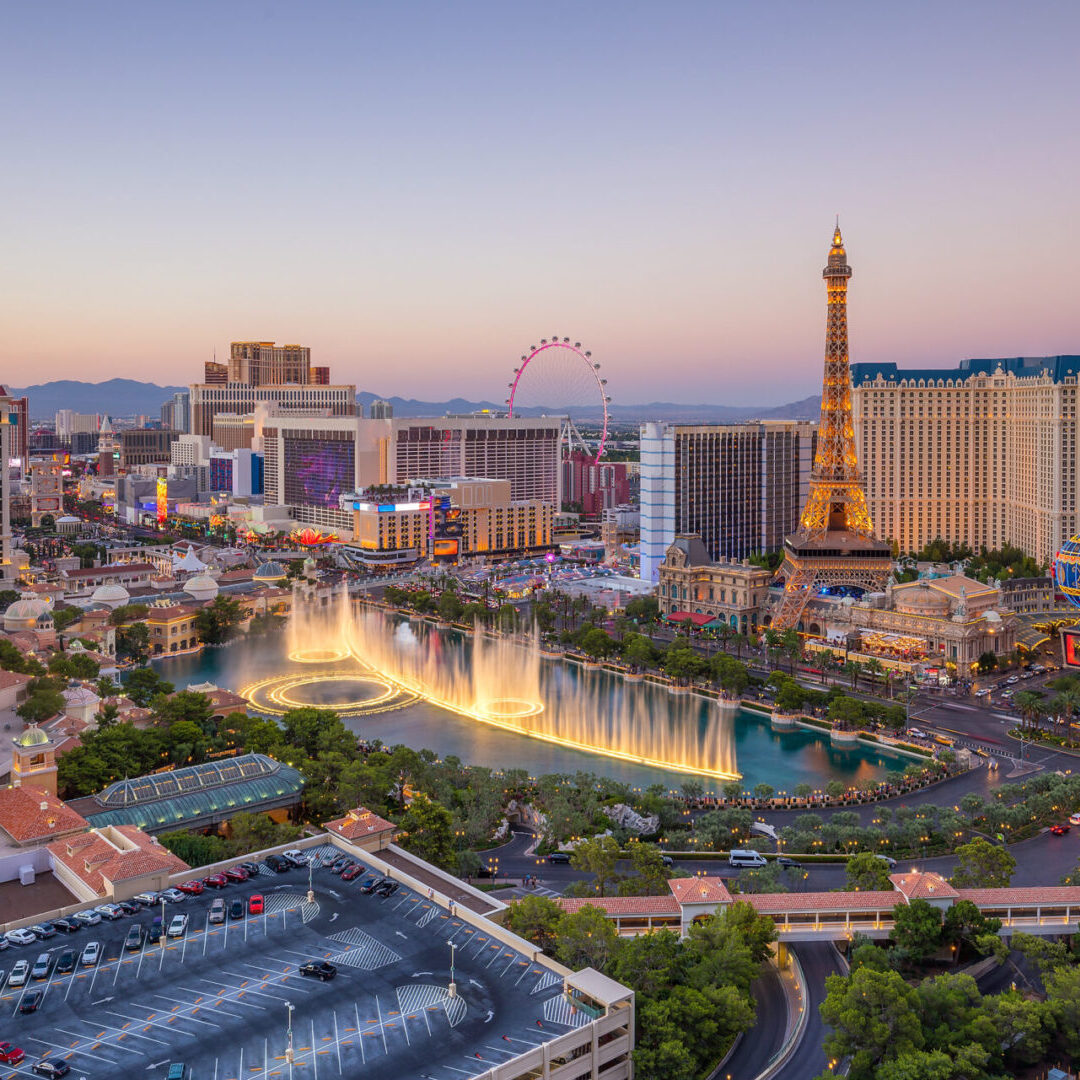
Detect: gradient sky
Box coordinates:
(1, 1, 1077, 405)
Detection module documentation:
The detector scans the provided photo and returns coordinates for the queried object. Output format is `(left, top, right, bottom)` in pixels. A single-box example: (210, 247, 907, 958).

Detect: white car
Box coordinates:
(282, 849, 307, 866)
(1070, 812, 1080, 826)
(4, 928, 37, 947)
(95, 904, 123, 920)
(80, 941, 101, 967)
(161, 888, 186, 903)
(908, 728, 926, 739)
(73, 910, 102, 927)
(8, 960, 29, 986)
(167, 914, 188, 938)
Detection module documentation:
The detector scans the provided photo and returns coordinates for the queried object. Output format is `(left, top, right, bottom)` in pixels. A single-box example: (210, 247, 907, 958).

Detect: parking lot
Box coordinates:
(0, 848, 583, 1080)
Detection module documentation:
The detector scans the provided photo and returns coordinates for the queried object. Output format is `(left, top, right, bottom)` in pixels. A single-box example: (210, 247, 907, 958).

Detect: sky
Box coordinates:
(1, 1, 1077, 405)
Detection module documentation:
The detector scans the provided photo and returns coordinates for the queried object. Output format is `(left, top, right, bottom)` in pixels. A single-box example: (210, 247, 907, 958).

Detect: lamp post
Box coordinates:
(306, 858, 314, 905)
(285, 1001, 295, 1064)
(159, 897, 167, 949)
(448, 942, 457, 998)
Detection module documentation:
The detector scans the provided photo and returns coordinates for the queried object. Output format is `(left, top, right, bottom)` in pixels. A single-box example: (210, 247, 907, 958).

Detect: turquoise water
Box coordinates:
(153, 633, 912, 793)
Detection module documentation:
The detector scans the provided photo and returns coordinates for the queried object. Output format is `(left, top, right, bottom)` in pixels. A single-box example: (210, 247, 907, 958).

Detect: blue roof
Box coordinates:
(84, 752, 305, 832)
(851, 356, 1080, 387)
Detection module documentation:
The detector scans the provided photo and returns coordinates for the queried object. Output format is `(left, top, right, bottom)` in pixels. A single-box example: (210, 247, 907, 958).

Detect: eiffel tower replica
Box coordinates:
(772, 225, 892, 630)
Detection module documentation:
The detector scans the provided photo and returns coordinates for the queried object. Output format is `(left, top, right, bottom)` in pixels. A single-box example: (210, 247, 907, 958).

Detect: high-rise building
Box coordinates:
(312, 366, 330, 385)
(55, 410, 102, 442)
(28, 451, 65, 527)
(118, 428, 180, 469)
(159, 391, 190, 434)
(772, 225, 892, 630)
(203, 360, 228, 384)
(562, 452, 630, 516)
(7, 395, 28, 472)
(0, 390, 15, 583)
(261, 414, 561, 537)
(229, 341, 311, 385)
(637, 420, 816, 585)
(852, 356, 1080, 565)
(369, 399, 393, 419)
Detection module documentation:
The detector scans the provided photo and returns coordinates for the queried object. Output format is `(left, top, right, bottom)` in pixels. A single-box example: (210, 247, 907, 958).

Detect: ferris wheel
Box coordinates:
(505, 337, 610, 464)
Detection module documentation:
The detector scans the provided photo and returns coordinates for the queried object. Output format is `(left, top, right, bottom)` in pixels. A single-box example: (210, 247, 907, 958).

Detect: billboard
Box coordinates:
(1064, 629, 1080, 668)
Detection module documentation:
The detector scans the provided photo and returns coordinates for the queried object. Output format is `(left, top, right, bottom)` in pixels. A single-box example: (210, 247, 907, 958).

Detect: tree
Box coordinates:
(624, 595, 659, 623)
(817, 967, 925, 1080)
(125, 667, 174, 707)
(606, 929, 684, 999)
(976, 651, 998, 674)
(712, 653, 749, 697)
(437, 590, 464, 622)
(554, 906, 620, 971)
(941, 900, 1002, 959)
(157, 830, 228, 866)
(950, 837, 1015, 889)
(194, 595, 244, 645)
(845, 851, 894, 892)
(16, 676, 66, 723)
(874, 1045, 992, 1080)
(622, 633, 655, 672)
(570, 835, 620, 897)
(398, 793, 454, 869)
(774, 676, 805, 712)
(116, 622, 150, 662)
(579, 627, 615, 660)
(1013, 689, 1045, 734)
(890, 898, 942, 965)
(629, 842, 671, 895)
(504, 894, 563, 955)
(1045, 963, 1080, 1060)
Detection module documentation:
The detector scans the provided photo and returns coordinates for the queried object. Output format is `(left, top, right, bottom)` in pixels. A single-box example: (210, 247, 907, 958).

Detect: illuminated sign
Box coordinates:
(1064, 629, 1080, 668)
(156, 478, 168, 527)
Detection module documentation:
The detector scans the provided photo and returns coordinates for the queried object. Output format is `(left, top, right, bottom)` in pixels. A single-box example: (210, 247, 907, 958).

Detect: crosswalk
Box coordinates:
(328, 927, 401, 969)
(396, 982, 467, 1028)
(531, 971, 561, 995)
(543, 993, 590, 1028)
(262, 891, 320, 923)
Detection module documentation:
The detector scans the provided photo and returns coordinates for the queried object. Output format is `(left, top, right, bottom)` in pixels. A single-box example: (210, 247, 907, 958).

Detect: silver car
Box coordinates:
(7, 959, 29, 986)
(80, 941, 101, 967)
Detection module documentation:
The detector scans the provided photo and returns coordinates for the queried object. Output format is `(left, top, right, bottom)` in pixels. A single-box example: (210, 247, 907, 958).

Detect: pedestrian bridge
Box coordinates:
(557, 871, 1080, 943)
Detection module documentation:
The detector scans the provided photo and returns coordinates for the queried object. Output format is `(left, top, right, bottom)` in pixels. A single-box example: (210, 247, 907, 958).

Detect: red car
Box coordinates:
(1051, 824, 1071, 835)
(341, 864, 362, 881)
(248, 894, 264, 915)
(0, 1042, 25, 1065)
(178, 880, 204, 896)
(224, 867, 249, 883)
(202, 874, 228, 889)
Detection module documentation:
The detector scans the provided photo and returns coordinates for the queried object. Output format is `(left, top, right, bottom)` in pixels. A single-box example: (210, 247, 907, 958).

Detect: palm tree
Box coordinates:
(715, 621, 734, 657)
(864, 658, 885, 694)
(843, 659, 863, 691)
(1052, 686, 1080, 739)
(781, 628, 802, 674)
(1013, 689, 1045, 736)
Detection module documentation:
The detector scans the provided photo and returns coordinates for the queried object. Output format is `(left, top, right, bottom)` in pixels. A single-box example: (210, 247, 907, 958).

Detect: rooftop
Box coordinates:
(0, 786, 89, 844)
(47, 824, 189, 896)
(324, 806, 396, 842)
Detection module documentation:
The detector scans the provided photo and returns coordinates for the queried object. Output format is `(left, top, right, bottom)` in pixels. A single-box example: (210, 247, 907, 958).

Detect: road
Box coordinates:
(716, 965, 788, 1079)
(774, 943, 846, 1080)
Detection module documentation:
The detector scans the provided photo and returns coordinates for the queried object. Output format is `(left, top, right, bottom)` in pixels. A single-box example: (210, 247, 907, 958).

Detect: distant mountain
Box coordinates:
(12, 379, 187, 419)
(357, 391, 821, 423)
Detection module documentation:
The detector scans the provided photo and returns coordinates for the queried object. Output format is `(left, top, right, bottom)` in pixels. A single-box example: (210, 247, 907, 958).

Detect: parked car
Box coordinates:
(224, 867, 249, 883)
(177, 880, 204, 896)
(203, 874, 228, 889)
(248, 894, 264, 915)
(375, 881, 399, 898)
(19, 990, 43, 1014)
(161, 888, 187, 903)
(116, 901, 141, 916)
(358, 876, 380, 893)
(151, 917, 164, 939)
(778, 856, 804, 869)
(80, 942, 101, 967)
(29, 924, 57, 940)
(52, 919, 80, 934)
(238, 862, 260, 876)
(5, 928, 37, 947)
(329, 857, 351, 873)
(31, 954, 52, 980)
(95, 904, 124, 920)
(72, 910, 101, 928)
(341, 864, 363, 881)
(124, 925, 145, 951)
(299, 960, 337, 981)
(546, 852, 571, 864)
(1051, 824, 1071, 836)
(0, 1042, 25, 1066)
(265, 855, 290, 874)
(167, 915, 188, 938)
(55, 950, 77, 974)
(208, 899, 226, 925)
(132, 892, 160, 907)
(8, 960, 29, 987)
(282, 850, 308, 867)
(876, 854, 898, 868)
(31, 1059, 70, 1077)
(228, 899, 245, 920)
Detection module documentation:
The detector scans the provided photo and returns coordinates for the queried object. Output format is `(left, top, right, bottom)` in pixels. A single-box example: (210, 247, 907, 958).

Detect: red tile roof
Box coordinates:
(556, 895, 681, 916)
(324, 807, 396, 841)
(746, 891, 899, 914)
(0, 670, 33, 691)
(0, 788, 89, 844)
(64, 563, 154, 579)
(890, 870, 958, 901)
(955, 886, 1080, 908)
(669, 877, 733, 905)
(48, 825, 188, 897)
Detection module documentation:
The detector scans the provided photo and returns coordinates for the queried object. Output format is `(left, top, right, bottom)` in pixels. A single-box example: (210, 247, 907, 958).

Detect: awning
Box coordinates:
(667, 611, 712, 627)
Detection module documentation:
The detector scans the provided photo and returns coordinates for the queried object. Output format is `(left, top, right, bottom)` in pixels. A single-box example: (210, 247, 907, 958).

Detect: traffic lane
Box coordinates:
(777, 942, 846, 1080)
(717, 964, 788, 1079)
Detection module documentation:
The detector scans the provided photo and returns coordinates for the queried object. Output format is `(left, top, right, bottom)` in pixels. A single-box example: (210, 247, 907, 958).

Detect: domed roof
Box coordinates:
(13, 723, 50, 747)
(4, 597, 50, 631)
(56, 515, 80, 524)
(184, 574, 219, 601)
(90, 583, 130, 608)
(254, 561, 286, 581)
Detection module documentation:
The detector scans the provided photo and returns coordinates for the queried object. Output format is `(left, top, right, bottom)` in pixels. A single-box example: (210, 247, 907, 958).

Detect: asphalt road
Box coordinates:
(717, 965, 788, 1080)
(775, 943, 846, 1080)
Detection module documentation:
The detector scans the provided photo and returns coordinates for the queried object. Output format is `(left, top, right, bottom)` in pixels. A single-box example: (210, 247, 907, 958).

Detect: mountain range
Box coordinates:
(9, 379, 821, 425)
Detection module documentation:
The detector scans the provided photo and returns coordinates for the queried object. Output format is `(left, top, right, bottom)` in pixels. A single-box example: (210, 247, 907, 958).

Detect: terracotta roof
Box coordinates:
(0, 670, 33, 691)
(64, 563, 154, 579)
(746, 890, 899, 914)
(324, 807, 396, 841)
(669, 877, 733, 905)
(218, 569, 254, 583)
(955, 886, 1080, 908)
(890, 870, 958, 901)
(556, 895, 682, 916)
(146, 604, 200, 621)
(47, 824, 188, 896)
(0, 788, 89, 844)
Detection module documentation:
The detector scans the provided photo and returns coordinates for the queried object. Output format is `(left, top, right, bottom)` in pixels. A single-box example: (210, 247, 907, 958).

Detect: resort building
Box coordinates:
(27, 450, 65, 527)
(851, 356, 1080, 564)
(657, 535, 771, 636)
(639, 419, 817, 584)
(118, 427, 181, 468)
(145, 602, 201, 654)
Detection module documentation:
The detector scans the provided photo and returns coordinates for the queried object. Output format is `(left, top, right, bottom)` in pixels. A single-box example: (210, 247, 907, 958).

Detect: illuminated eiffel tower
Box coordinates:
(772, 225, 892, 631)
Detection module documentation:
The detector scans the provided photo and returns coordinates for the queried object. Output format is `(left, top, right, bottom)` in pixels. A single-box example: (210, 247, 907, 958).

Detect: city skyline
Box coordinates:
(2, 2, 1078, 404)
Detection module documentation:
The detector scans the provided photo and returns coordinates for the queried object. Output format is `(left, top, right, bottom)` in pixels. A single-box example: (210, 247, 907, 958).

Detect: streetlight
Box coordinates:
(447, 942, 457, 999)
(285, 1001, 295, 1063)
(306, 858, 314, 905)
(159, 897, 167, 949)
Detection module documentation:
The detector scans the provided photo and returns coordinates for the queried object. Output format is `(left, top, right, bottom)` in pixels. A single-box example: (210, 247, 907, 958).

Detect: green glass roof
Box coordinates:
(84, 753, 305, 831)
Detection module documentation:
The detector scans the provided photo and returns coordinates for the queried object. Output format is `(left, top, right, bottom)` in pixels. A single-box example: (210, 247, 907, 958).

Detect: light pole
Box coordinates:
(159, 897, 167, 949)
(306, 858, 314, 905)
(285, 1001, 295, 1064)
(447, 942, 457, 998)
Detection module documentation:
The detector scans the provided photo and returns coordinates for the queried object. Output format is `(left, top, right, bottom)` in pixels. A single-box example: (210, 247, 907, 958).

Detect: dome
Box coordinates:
(254, 560, 286, 582)
(184, 574, 219, 601)
(13, 723, 50, 748)
(893, 584, 950, 616)
(4, 597, 49, 632)
(90, 583, 130, 609)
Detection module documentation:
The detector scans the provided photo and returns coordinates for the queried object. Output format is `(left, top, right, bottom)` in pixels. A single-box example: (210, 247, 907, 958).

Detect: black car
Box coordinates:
(778, 856, 804, 869)
(51, 919, 80, 934)
(329, 857, 350, 873)
(124, 925, 144, 951)
(117, 901, 140, 917)
(150, 916, 164, 938)
(32, 1060, 71, 1078)
(375, 881, 399, 897)
(265, 855, 289, 873)
(55, 949, 77, 974)
(228, 899, 245, 920)
(546, 852, 571, 864)
(19, 989, 43, 1014)
(29, 924, 57, 940)
(299, 961, 337, 981)
(357, 876, 379, 893)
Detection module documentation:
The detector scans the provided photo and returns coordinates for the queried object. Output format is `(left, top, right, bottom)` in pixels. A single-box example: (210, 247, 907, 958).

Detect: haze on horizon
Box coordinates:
(1, 1, 1077, 406)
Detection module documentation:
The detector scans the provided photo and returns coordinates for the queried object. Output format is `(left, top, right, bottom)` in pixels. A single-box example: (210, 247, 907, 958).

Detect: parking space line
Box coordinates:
(376, 995, 388, 1055)
(32, 1031, 122, 1064)
(354, 1002, 366, 1065)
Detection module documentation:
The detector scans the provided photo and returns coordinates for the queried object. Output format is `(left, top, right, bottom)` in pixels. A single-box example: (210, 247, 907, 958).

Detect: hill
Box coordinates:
(13, 379, 187, 419)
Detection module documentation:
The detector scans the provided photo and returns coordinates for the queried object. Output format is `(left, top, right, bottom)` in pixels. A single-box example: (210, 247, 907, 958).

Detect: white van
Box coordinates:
(728, 849, 768, 868)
